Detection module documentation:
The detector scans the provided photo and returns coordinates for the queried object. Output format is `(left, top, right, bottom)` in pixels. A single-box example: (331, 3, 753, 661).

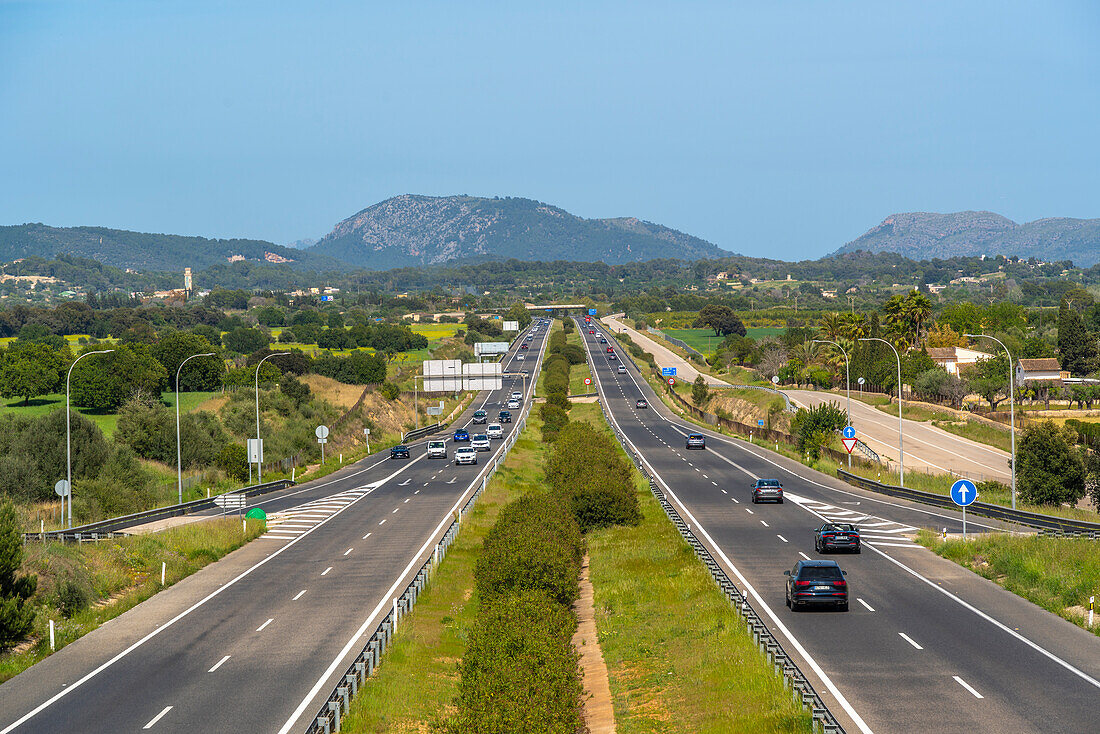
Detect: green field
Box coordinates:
(745, 326, 785, 341)
(663, 328, 723, 356)
(0, 391, 218, 437)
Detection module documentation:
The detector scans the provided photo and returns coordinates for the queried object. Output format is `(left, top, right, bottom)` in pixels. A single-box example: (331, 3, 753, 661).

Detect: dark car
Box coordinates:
(599, 338, 607, 344)
(472, 410, 488, 424)
(636, 399, 648, 409)
(453, 429, 470, 442)
(498, 410, 512, 423)
(608, 353, 618, 361)
(520, 343, 528, 350)
(785, 560, 849, 611)
(686, 434, 706, 450)
(751, 478, 784, 504)
(815, 523, 861, 553)
(390, 444, 410, 459)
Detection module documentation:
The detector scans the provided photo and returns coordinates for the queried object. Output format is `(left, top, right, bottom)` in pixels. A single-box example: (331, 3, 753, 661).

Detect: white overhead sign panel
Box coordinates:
(423, 359, 462, 392)
(463, 362, 503, 391)
(503, 321, 519, 332)
(474, 341, 510, 356)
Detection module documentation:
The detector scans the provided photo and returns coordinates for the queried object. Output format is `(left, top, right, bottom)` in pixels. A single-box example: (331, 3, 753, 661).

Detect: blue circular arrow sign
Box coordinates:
(950, 479, 978, 507)
(842, 426, 856, 439)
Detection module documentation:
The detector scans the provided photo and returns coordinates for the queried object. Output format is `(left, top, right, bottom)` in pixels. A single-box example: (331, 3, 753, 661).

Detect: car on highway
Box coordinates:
(520, 343, 528, 350)
(453, 428, 470, 442)
(498, 409, 512, 423)
(454, 447, 478, 465)
(472, 433, 491, 451)
(608, 353, 617, 361)
(390, 444, 410, 459)
(472, 410, 487, 424)
(606, 346, 614, 353)
(750, 478, 784, 504)
(589, 329, 595, 334)
(510, 391, 523, 401)
(617, 364, 626, 374)
(526, 336, 533, 342)
(427, 440, 447, 459)
(686, 433, 706, 450)
(507, 399, 521, 410)
(814, 523, 861, 553)
(487, 423, 503, 439)
(517, 354, 525, 360)
(636, 399, 648, 409)
(785, 560, 849, 611)
(599, 337, 607, 344)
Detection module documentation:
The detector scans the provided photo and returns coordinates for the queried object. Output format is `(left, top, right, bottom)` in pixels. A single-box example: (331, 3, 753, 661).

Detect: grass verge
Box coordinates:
(1, 518, 264, 684)
(916, 530, 1100, 636)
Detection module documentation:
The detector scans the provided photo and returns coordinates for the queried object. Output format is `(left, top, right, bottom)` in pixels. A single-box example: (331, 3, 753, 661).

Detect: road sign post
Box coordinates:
(584, 377, 592, 388)
(364, 427, 370, 455)
(950, 479, 978, 539)
(316, 425, 330, 465)
(842, 426, 857, 467)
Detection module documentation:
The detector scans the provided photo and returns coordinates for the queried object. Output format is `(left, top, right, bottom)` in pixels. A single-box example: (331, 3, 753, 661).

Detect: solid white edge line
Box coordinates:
(0, 457, 423, 734)
(208, 655, 231, 673)
(275, 326, 547, 734)
(898, 633, 923, 650)
(142, 705, 172, 729)
(953, 675, 984, 699)
(580, 331, 876, 734)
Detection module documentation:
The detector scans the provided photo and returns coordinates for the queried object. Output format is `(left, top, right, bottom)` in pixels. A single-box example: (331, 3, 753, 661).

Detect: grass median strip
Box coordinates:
(917, 530, 1100, 636)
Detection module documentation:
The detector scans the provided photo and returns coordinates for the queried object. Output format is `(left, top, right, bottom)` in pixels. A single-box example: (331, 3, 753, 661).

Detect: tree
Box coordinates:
(69, 344, 168, 411)
(966, 353, 1010, 411)
(693, 304, 746, 337)
(153, 331, 222, 391)
(504, 303, 532, 330)
(692, 374, 709, 406)
(1058, 299, 1096, 376)
(790, 402, 847, 460)
(254, 306, 285, 327)
(1016, 421, 1085, 506)
(223, 327, 270, 355)
(279, 374, 312, 409)
(0, 341, 64, 405)
(0, 500, 37, 649)
(926, 323, 966, 348)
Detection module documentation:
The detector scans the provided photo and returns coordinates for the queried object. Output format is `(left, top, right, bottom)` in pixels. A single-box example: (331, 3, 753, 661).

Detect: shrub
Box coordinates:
(475, 492, 583, 607)
(545, 421, 640, 531)
(0, 500, 37, 648)
(216, 443, 249, 482)
(539, 403, 569, 441)
(544, 392, 570, 412)
(1017, 420, 1085, 506)
(379, 381, 400, 400)
(447, 590, 582, 734)
(55, 576, 92, 618)
(790, 401, 847, 460)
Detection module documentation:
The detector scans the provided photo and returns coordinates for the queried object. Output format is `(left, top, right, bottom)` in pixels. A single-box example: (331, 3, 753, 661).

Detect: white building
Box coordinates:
(1016, 358, 1065, 386)
(926, 346, 994, 376)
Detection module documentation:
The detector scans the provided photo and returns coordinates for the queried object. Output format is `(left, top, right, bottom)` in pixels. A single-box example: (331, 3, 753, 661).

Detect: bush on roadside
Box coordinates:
(545, 421, 640, 531)
(539, 404, 569, 441)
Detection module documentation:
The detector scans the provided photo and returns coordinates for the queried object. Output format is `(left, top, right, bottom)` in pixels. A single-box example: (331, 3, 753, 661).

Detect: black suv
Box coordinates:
(814, 523, 861, 553)
(390, 445, 410, 459)
(498, 410, 512, 423)
(785, 560, 849, 611)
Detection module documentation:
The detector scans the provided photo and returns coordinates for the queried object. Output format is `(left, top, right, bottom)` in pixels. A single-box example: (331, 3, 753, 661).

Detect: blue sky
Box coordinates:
(1, 1, 1098, 260)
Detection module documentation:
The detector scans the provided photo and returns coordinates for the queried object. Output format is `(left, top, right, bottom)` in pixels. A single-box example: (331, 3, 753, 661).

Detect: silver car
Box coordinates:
(472, 434, 491, 451)
(454, 447, 478, 465)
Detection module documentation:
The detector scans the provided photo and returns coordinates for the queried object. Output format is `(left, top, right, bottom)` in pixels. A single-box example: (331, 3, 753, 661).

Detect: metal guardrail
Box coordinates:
(305, 326, 548, 734)
(835, 469, 1100, 535)
(852, 438, 880, 464)
(583, 342, 846, 734)
(401, 422, 443, 443)
(24, 480, 295, 543)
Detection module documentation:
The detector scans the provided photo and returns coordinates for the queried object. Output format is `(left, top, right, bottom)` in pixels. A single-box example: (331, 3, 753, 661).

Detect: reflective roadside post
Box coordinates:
(859, 338, 903, 487)
(255, 352, 291, 484)
(66, 349, 114, 527)
(176, 352, 215, 505)
(965, 333, 1016, 509)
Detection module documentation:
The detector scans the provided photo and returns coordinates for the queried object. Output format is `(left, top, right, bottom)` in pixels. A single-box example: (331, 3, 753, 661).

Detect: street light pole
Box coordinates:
(860, 337, 904, 486)
(813, 339, 851, 468)
(966, 333, 1016, 509)
(176, 352, 215, 505)
(255, 352, 290, 484)
(66, 349, 114, 527)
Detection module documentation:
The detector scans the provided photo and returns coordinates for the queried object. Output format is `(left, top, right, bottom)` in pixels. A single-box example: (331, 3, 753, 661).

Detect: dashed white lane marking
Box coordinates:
(414, 490, 420, 494)
(799, 552, 811, 560)
(777, 534, 788, 543)
(143, 706, 172, 729)
(343, 548, 353, 556)
(378, 519, 386, 526)
(745, 508, 754, 515)
(732, 498, 740, 503)
(857, 598, 875, 612)
(404, 498, 411, 503)
(392, 508, 399, 514)
(256, 618, 274, 632)
(720, 489, 727, 494)
(362, 532, 372, 539)
(760, 520, 769, 527)
(953, 675, 984, 698)
(293, 589, 306, 601)
(208, 655, 231, 673)
(899, 633, 923, 650)
(711, 481, 718, 486)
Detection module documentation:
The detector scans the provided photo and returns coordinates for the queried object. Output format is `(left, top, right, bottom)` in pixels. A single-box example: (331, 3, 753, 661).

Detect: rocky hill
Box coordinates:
(0, 224, 344, 272)
(836, 211, 1100, 266)
(308, 195, 729, 269)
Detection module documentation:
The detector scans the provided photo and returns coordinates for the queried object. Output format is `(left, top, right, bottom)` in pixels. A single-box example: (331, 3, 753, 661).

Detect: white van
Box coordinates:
(487, 423, 503, 439)
(427, 440, 447, 459)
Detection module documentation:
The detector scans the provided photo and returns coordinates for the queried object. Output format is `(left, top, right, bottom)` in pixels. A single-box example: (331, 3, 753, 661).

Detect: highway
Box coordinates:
(789, 389, 1012, 484)
(0, 322, 549, 734)
(579, 320, 1100, 734)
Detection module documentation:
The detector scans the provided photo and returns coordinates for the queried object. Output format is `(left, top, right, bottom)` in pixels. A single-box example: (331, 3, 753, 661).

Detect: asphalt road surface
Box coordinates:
(583, 321, 1100, 734)
(0, 322, 550, 734)
(789, 389, 1012, 483)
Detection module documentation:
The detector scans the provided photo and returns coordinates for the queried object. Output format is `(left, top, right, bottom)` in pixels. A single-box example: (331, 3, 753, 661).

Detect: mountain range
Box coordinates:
(306, 195, 729, 268)
(836, 211, 1100, 266)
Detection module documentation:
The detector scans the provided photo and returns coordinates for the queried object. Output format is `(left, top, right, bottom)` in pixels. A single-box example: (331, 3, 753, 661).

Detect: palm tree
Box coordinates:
(903, 291, 934, 347)
(839, 312, 867, 341)
(819, 312, 845, 342)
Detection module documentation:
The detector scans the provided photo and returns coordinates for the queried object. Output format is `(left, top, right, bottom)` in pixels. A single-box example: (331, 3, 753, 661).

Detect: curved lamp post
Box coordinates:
(965, 333, 1016, 509)
(255, 352, 290, 484)
(176, 352, 216, 505)
(813, 339, 851, 468)
(859, 337, 904, 486)
(66, 349, 114, 527)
